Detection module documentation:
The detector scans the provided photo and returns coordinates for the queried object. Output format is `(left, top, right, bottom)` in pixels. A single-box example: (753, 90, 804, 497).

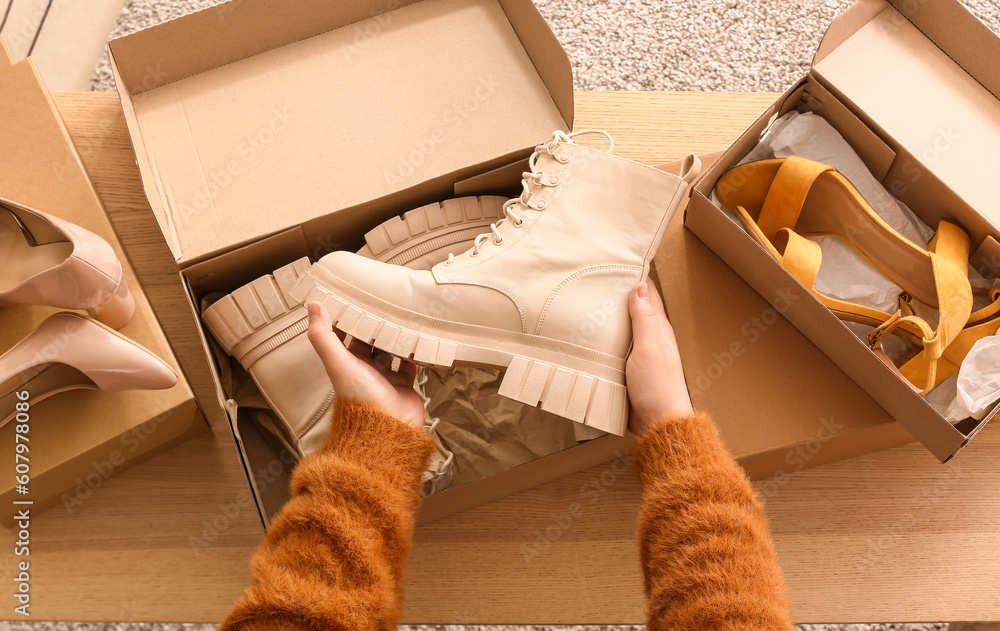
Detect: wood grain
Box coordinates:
(0, 91, 996, 624)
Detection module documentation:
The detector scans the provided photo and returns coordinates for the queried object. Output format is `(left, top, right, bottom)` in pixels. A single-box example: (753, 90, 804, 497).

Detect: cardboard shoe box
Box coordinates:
(654, 154, 916, 482)
(684, 0, 1000, 462)
(0, 38, 204, 521)
(107, 0, 656, 525)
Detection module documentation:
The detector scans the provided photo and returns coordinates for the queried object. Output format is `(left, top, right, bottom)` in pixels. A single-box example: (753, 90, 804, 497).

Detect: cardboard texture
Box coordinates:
(0, 38, 204, 522)
(685, 0, 999, 461)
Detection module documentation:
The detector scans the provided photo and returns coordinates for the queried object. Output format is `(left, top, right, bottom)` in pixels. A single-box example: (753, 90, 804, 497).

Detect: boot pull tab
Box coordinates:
(679, 154, 702, 184)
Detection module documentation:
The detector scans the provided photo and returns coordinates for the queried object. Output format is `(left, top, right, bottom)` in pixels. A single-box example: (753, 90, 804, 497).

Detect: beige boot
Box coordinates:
(202, 258, 331, 455)
(294, 130, 699, 435)
(202, 197, 506, 481)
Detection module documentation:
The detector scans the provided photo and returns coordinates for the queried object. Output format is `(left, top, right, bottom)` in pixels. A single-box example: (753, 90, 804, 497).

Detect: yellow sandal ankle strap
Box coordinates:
(900, 289, 1000, 387)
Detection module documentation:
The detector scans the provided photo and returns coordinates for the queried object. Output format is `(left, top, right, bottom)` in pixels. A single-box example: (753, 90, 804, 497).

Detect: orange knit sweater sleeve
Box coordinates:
(219, 398, 433, 631)
(632, 413, 795, 631)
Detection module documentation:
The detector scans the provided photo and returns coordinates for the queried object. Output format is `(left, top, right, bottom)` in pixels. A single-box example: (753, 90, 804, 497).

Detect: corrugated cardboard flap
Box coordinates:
(812, 0, 1000, 228)
(109, 0, 572, 266)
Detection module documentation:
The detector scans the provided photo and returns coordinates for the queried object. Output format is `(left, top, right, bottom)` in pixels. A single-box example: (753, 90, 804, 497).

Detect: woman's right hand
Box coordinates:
(306, 301, 426, 430)
(625, 282, 693, 436)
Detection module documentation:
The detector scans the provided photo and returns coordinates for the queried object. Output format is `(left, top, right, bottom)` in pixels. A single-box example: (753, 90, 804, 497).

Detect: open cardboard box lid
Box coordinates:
(811, 0, 1000, 238)
(108, 0, 573, 267)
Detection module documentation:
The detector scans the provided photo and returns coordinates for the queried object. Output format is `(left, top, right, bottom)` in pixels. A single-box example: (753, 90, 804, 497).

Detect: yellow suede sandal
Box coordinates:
(716, 156, 985, 395)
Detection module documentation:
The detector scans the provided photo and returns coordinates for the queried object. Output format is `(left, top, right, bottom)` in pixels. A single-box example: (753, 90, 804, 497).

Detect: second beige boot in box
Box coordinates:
(202, 196, 507, 491)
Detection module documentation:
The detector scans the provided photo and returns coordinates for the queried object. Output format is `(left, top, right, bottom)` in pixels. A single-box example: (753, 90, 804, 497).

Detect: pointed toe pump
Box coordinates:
(0, 197, 135, 329)
(0, 312, 177, 428)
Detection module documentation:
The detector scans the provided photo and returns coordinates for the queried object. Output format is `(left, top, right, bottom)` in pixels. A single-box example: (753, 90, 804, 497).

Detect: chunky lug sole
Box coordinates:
(358, 196, 506, 266)
(202, 258, 313, 360)
(290, 265, 629, 435)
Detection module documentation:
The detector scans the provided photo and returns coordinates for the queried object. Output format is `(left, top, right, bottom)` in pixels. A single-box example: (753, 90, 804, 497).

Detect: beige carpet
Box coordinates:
(39, 0, 996, 630)
(89, 0, 1000, 92)
(0, 0, 126, 90)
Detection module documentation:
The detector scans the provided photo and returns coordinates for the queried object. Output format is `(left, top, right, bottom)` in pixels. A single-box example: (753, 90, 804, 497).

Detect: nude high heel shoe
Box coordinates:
(0, 312, 177, 428)
(0, 197, 135, 329)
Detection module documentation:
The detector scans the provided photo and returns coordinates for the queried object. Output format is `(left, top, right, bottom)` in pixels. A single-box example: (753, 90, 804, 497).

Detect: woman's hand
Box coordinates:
(626, 282, 693, 436)
(306, 301, 425, 430)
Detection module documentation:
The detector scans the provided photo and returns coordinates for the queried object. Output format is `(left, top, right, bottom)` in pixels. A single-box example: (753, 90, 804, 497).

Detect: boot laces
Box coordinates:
(445, 129, 614, 264)
(414, 368, 455, 486)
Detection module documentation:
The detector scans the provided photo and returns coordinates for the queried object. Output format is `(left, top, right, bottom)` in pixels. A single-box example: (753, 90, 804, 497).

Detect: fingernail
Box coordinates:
(307, 302, 321, 320)
(637, 283, 649, 300)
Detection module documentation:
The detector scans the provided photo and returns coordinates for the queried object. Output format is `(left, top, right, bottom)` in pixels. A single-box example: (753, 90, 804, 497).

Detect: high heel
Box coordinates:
(717, 156, 975, 394)
(0, 197, 135, 329)
(0, 312, 177, 428)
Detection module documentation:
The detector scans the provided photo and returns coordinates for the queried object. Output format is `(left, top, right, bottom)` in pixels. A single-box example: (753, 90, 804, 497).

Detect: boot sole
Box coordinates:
(291, 265, 629, 435)
(358, 195, 507, 265)
(201, 257, 335, 452)
(202, 258, 313, 359)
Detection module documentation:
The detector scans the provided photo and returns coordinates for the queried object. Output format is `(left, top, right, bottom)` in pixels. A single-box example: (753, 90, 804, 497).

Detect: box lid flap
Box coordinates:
(109, 0, 573, 265)
(811, 0, 1000, 228)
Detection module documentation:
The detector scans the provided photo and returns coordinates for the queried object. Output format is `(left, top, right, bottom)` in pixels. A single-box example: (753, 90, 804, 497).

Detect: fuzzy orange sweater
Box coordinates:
(220, 401, 793, 630)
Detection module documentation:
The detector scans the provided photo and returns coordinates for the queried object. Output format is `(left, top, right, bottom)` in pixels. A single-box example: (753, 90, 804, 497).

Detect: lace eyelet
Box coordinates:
(514, 219, 524, 228)
(493, 237, 504, 245)
(444, 260, 453, 266)
(470, 251, 480, 258)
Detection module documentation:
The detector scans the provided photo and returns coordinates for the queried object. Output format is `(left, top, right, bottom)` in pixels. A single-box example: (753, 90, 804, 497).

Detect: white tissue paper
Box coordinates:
(714, 111, 1000, 423)
(925, 337, 1000, 422)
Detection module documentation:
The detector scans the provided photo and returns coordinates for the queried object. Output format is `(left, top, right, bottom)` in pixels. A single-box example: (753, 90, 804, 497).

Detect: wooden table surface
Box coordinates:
(2, 91, 998, 624)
